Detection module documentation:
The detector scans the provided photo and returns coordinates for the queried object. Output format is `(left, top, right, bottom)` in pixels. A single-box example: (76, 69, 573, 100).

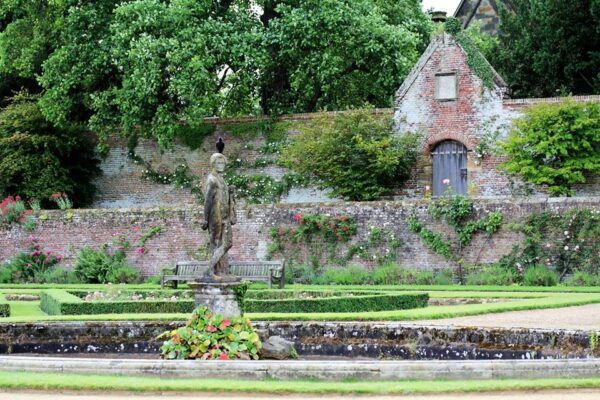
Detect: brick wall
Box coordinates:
(2, 197, 598, 277)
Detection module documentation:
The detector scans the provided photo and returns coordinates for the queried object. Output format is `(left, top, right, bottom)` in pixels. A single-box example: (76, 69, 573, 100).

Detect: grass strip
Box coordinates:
(0, 371, 600, 394)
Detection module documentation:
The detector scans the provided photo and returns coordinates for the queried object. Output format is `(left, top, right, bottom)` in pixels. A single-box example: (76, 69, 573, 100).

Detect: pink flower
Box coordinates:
(442, 179, 450, 185)
(27, 264, 32, 268)
(133, 226, 139, 232)
(56, 255, 62, 262)
(425, 185, 431, 191)
(218, 351, 229, 360)
(51, 193, 62, 199)
(293, 213, 302, 223)
(44, 257, 50, 264)
(136, 247, 145, 255)
(46, 250, 52, 255)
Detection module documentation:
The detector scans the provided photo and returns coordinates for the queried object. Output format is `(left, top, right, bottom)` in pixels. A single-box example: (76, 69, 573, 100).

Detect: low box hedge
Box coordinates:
(244, 292, 429, 313)
(0, 295, 10, 317)
(40, 289, 195, 315)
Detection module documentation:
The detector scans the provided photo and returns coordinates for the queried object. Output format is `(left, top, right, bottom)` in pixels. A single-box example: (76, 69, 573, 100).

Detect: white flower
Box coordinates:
(564, 246, 569, 251)
(564, 231, 569, 236)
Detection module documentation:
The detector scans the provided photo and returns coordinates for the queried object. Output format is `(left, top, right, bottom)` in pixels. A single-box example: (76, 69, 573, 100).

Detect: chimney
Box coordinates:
(430, 11, 447, 23)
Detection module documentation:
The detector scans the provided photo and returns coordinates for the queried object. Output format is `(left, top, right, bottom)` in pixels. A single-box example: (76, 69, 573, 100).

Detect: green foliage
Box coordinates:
(0, 296, 9, 317)
(499, 209, 600, 279)
(0, 238, 62, 283)
(407, 215, 453, 259)
(522, 265, 559, 287)
(563, 271, 600, 287)
(466, 265, 518, 286)
(494, 0, 600, 98)
(73, 247, 131, 284)
(0, 95, 100, 207)
(409, 194, 504, 261)
(501, 101, 600, 196)
(281, 109, 422, 201)
(40, 289, 194, 315)
(106, 267, 141, 284)
(158, 306, 261, 360)
(0, 195, 26, 224)
(261, 0, 430, 114)
(245, 291, 428, 313)
(444, 18, 496, 89)
(315, 266, 370, 285)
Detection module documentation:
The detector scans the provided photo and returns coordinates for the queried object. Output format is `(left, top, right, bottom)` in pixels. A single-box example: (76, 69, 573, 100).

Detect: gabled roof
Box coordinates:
(395, 33, 508, 106)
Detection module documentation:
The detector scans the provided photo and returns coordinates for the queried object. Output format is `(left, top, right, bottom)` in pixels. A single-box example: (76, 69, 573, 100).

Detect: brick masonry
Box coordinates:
(2, 197, 598, 276)
(91, 33, 600, 208)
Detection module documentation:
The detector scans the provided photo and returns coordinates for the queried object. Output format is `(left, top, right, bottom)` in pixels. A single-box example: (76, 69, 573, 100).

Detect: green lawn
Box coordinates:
(0, 371, 600, 395)
(1, 284, 600, 322)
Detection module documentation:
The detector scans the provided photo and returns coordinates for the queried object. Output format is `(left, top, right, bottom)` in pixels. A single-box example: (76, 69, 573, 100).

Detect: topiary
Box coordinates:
(158, 306, 262, 360)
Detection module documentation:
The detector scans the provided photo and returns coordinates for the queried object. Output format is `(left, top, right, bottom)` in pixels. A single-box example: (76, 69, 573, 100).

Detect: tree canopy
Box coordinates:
(0, 0, 432, 147)
(494, 0, 600, 98)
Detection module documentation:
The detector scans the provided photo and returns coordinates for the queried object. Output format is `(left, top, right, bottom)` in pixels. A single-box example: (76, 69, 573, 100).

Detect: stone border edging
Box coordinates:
(1, 356, 599, 381)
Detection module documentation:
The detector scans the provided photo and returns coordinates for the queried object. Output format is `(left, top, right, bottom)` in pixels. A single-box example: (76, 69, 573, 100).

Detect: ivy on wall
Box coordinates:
(407, 192, 503, 281)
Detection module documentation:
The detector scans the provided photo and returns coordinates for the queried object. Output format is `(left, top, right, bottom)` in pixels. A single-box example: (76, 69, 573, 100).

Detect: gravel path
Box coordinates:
(417, 303, 600, 330)
(4, 390, 600, 400)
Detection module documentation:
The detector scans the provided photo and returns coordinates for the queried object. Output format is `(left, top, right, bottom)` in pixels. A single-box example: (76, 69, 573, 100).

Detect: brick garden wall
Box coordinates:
(2, 197, 598, 277)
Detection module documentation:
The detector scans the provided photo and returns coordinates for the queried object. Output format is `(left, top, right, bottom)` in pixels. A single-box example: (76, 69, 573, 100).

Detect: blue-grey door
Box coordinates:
(432, 140, 468, 196)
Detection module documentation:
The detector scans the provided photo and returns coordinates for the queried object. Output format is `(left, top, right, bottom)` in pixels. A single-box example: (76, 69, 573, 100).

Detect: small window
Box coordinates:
(436, 72, 457, 101)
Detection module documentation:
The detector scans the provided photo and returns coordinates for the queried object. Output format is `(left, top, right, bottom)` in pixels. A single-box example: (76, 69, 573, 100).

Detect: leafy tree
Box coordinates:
(0, 0, 70, 101)
(0, 94, 100, 207)
(281, 109, 422, 201)
(495, 0, 600, 98)
(501, 101, 600, 196)
(261, 0, 431, 114)
(39, 0, 264, 149)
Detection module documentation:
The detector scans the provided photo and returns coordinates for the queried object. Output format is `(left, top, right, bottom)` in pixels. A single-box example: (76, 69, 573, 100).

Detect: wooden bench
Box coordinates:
(161, 260, 285, 289)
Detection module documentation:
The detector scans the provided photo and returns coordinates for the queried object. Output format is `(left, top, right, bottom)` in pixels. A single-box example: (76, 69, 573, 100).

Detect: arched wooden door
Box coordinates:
(431, 140, 468, 196)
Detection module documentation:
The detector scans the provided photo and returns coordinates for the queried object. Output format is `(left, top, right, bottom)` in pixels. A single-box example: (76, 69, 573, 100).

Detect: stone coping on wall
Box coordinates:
(29, 195, 600, 215)
(190, 95, 600, 125)
(1, 356, 600, 381)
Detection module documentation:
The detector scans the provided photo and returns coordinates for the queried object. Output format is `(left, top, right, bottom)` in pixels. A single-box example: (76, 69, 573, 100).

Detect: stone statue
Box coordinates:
(201, 152, 237, 277)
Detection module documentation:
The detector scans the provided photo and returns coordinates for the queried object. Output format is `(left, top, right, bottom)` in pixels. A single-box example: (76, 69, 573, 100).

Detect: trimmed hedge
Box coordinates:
(245, 292, 429, 313)
(0, 294, 10, 317)
(245, 290, 375, 300)
(40, 290, 195, 315)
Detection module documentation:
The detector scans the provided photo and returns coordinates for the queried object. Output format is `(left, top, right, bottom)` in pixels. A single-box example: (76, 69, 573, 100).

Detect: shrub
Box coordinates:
(158, 306, 262, 360)
(434, 268, 454, 285)
(522, 265, 559, 287)
(466, 265, 518, 286)
(316, 265, 370, 285)
(287, 264, 318, 284)
(0, 195, 27, 224)
(73, 247, 130, 284)
(0, 296, 9, 317)
(245, 292, 429, 313)
(499, 209, 600, 279)
(144, 275, 162, 285)
(0, 238, 62, 283)
(501, 101, 600, 196)
(40, 289, 195, 315)
(37, 267, 79, 284)
(0, 95, 100, 207)
(563, 271, 600, 287)
(371, 262, 403, 285)
(106, 266, 140, 284)
(281, 109, 422, 201)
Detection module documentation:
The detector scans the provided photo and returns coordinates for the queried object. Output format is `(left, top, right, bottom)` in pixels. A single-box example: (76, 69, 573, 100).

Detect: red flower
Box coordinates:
(51, 193, 62, 199)
(293, 213, 302, 223)
(218, 351, 229, 360)
(329, 223, 335, 229)
(206, 325, 217, 333)
(219, 320, 231, 330)
(341, 216, 347, 222)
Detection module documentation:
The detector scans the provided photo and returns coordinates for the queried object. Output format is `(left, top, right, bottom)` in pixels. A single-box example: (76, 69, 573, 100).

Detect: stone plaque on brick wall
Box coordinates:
(436, 73, 457, 101)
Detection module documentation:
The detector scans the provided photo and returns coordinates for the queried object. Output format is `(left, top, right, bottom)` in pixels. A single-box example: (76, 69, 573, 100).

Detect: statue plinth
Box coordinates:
(189, 275, 242, 318)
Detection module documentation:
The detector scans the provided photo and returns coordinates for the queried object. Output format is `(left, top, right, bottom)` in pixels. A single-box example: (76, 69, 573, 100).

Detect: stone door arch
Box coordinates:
(431, 140, 468, 196)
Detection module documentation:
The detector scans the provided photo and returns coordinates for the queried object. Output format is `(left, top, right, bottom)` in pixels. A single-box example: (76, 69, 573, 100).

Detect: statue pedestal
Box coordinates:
(188, 277, 242, 318)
